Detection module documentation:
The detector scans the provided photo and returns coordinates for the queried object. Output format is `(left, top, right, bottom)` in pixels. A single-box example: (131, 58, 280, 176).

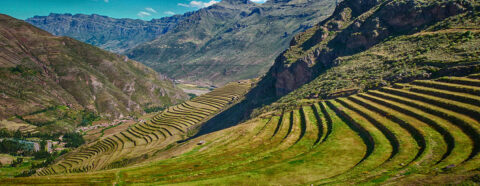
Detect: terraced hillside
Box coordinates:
(268, 0, 480, 98)
(99, 74, 480, 184)
(32, 81, 252, 176)
(246, 0, 480, 121)
(3, 75, 480, 185)
(2, 0, 480, 184)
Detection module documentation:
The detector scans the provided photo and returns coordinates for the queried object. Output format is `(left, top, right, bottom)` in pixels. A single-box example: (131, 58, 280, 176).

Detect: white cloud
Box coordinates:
(178, 0, 219, 8)
(178, 3, 189, 7)
(137, 11, 151, 17)
(250, 0, 267, 3)
(164, 11, 175, 15)
(145, 7, 157, 13)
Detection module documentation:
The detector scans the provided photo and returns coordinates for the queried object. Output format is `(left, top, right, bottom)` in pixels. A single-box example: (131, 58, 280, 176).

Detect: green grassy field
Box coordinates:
(13, 81, 253, 178)
(2, 74, 480, 185)
(0, 156, 43, 178)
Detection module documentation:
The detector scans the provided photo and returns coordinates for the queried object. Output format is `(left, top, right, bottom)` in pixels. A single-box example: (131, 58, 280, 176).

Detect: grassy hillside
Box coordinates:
(29, 81, 252, 175)
(1, 0, 480, 185)
(3, 73, 480, 185)
(0, 14, 187, 134)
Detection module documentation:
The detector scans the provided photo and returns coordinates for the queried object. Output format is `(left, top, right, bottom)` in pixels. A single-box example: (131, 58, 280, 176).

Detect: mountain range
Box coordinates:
(26, 13, 185, 54)
(26, 0, 339, 85)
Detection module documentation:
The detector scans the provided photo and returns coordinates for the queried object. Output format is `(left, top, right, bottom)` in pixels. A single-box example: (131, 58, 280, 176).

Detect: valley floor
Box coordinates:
(176, 83, 212, 97)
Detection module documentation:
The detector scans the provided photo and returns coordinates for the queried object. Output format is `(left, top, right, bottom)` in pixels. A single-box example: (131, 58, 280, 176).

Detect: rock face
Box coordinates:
(26, 13, 185, 53)
(0, 14, 187, 121)
(27, 0, 339, 86)
(268, 0, 473, 97)
(270, 54, 314, 96)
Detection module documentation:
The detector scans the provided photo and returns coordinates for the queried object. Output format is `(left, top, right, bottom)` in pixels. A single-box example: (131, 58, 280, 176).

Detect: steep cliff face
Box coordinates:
(0, 14, 187, 131)
(26, 13, 185, 53)
(270, 0, 475, 97)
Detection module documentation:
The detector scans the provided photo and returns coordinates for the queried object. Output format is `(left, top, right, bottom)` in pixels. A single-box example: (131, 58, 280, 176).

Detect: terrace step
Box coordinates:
(358, 93, 448, 167)
(343, 96, 421, 182)
(412, 80, 480, 96)
(437, 76, 480, 87)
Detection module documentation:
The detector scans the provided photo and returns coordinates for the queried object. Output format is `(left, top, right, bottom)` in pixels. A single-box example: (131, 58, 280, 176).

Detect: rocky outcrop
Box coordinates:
(272, 59, 313, 96)
(269, 0, 473, 97)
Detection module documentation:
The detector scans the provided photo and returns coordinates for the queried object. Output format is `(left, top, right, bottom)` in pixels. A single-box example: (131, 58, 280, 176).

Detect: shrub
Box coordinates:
(79, 112, 100, 126)
(188, 93, 197, 99)
(63, 132, 85, 148)
(10, 157, 23, 167)
(15, 169, 36, 177)
(144, 106, 167, 113)
(0, 140, 24, 154)
(33, 150, 50, 160)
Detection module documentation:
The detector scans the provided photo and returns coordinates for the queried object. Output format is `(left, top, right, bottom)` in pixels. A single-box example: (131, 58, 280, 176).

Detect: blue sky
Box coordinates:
(0, 0, 267, 20)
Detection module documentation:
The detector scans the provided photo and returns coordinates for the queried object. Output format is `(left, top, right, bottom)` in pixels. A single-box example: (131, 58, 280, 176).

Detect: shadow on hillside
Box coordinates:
(187, 75, 280, 139)
(183, 0, 476, 141)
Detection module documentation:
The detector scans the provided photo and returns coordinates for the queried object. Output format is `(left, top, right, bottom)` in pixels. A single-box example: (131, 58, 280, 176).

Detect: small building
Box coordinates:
(46, 140, 53, 153)
(33, 142, 40, 152)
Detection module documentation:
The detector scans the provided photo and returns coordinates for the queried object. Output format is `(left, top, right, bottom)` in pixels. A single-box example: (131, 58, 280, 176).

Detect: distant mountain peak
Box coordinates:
(264, 0, 293, 4)
(220, 0, 253, 5)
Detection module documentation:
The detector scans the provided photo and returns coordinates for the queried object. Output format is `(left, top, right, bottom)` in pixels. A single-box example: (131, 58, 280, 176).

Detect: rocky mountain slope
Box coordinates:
(127, 0, 338, 85)
(26, 13, 185, 54)
(27, 0, 339, 86)
(193, 0, 480, 136)
(253, 0, 480, 111)
(0, 14, 187, 133)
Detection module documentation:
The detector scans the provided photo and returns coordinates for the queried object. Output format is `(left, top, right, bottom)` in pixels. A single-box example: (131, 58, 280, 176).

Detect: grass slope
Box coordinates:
(2, 74, 480, 185)
(24, 81, 253, 176)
